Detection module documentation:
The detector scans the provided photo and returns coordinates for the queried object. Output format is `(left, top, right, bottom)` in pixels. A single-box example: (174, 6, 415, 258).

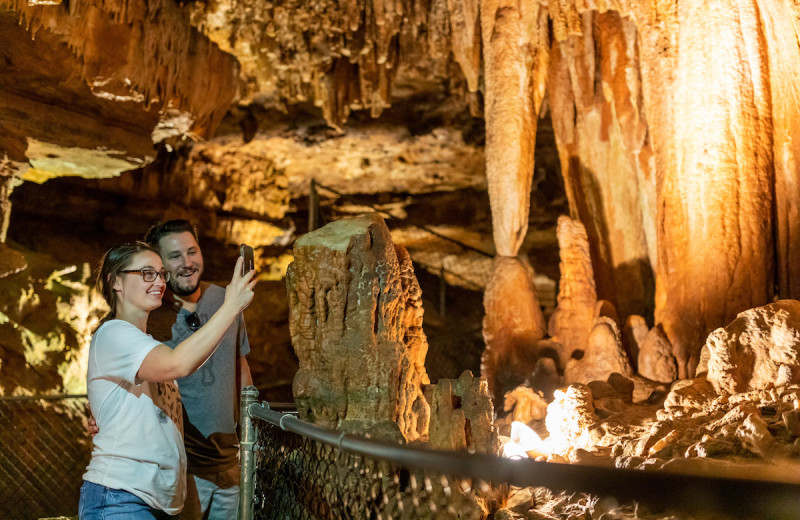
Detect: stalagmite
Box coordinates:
(286, 214, 430, 442)
(481, 256, 547, 405)
(548, 216, 597, 366)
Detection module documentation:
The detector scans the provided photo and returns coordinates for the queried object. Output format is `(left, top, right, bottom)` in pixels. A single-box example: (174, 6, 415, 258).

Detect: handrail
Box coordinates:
(247, 401, 800, 519)
(0, 394, 87, 401)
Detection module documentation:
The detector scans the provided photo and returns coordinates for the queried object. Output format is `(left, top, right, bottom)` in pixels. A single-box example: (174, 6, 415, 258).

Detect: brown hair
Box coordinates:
(95, 242, 160, 327)
(144, 219, 199, 249)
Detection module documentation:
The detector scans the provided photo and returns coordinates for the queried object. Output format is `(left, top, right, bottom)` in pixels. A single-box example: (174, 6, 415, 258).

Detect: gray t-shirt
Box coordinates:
(148, 283, 250, 474)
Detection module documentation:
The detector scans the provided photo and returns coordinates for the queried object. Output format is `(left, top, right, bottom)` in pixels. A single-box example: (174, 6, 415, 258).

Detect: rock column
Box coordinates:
(286, 214, 430, 442)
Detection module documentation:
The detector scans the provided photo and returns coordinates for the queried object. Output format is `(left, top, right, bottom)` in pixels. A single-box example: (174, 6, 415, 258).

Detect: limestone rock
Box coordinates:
(622, 315, 649, 372)
(481, 0, 549, 256)
(706, 300, 800, 394)
(638, 325, 677, 384)
(286, 214, 430, 442)
(564, 317, 633, 385)
(503, 386, 548, 424)
(663, 378, 717, 413)
(429, 371, 498, 455)
(548, 216, 597, 366)
(481, 256, 547, 405)
(545, 384, 599, 455)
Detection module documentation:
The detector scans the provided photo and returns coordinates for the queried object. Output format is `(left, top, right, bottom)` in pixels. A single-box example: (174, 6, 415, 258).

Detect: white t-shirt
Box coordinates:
(83, 319, 186, 514)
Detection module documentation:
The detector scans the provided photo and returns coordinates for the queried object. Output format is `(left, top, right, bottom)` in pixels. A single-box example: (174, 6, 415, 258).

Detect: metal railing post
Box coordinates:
(238, 385, 259, 520)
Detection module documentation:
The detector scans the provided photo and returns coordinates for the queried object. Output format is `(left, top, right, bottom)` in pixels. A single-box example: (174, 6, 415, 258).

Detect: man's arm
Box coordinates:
(239, 356, 253, 389)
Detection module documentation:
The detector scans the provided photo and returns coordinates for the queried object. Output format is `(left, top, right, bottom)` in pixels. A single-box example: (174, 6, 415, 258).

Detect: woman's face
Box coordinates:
(112, 250, 166, 313)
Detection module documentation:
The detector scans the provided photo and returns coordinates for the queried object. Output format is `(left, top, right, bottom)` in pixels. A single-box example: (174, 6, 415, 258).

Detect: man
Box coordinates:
(90, 219, 254, 519)
(143, 219, 253, 520)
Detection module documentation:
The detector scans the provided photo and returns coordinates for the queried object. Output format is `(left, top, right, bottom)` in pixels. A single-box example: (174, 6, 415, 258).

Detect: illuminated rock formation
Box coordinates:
(429, 370, 498, 455)
(705, 300, 800, 395)
(481, 256, 546, 405)
(638, 325, 677, 384)
(564, 317, 633, 385)
(286, 214, 430, 442)
(548, 216, 597, 366)
(481, 0, 549, 257)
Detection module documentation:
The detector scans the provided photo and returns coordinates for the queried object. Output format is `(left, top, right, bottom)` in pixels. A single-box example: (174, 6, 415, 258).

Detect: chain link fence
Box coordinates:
(0, 395, 89, 520)
(241, 393, 800, 520)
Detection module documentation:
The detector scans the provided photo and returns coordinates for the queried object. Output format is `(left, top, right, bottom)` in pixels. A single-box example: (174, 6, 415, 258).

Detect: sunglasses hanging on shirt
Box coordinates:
(185, 312, 202, 331)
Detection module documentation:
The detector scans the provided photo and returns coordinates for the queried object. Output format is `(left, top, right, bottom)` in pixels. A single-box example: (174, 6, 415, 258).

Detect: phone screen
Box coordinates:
(240, 244, 254, 276)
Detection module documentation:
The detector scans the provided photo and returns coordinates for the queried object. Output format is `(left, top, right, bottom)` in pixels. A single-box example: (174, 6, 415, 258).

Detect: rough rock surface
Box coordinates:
(548, 216, 597, 366)
(481, 256, 547, 405)
(481, 0, 549, 256)
(706, 300, 800, 395)
(286, 214, 430, 442)
(638, 325, 677, 384)
(428, 370, 498, 455)
(622, 314, 648, 372)
(564, 317, 633, 385)
(545, 384, 599, 455)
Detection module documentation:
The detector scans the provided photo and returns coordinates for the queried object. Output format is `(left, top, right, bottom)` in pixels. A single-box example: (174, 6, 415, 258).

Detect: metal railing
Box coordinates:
(0, 394, 90, 519)
(237, 386, 800, 520)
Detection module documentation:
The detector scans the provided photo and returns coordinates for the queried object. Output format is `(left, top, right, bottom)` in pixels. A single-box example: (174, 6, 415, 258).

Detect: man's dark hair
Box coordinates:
(144, 219, 199, 248)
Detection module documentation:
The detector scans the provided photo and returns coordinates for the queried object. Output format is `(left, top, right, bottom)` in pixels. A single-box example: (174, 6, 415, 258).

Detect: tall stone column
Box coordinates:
(479, 0, 550, 403)
(653, 0, 774, 377)
(286, 214, 430, 442)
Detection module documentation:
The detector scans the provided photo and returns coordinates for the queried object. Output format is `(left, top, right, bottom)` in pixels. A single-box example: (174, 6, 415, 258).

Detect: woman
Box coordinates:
(79, 242, 256, 519)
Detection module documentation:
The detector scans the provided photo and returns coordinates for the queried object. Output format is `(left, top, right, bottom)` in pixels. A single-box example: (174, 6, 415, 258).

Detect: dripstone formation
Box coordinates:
(286, 214, 430, 442)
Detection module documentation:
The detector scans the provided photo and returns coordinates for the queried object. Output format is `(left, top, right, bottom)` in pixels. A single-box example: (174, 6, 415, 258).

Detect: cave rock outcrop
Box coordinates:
(286, 214, 430, 442)
(705, 300, 800, 395)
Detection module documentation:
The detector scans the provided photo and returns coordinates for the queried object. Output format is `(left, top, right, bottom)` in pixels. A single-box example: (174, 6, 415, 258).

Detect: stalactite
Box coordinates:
(546, 9, 655, 322)
(1, 0, 237, 137)
(481, 0, 548, 257)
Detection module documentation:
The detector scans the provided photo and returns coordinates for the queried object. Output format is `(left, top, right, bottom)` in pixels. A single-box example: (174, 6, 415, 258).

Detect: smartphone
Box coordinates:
(240, 244, 254, 276)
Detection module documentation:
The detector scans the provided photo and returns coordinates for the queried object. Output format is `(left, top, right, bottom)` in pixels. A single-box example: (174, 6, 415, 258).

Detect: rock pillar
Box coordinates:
(286, 214, 430, 442)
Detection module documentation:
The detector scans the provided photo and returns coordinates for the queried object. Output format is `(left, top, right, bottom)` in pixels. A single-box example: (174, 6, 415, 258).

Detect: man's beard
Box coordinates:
(168, 270, 201, 296)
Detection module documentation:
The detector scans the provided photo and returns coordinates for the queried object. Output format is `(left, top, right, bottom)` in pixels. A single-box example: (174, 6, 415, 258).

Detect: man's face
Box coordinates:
(158, 231, 204, 296)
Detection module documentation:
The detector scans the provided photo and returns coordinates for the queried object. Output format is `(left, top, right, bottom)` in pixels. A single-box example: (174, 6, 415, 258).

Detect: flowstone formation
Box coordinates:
(286, 214, 430, 442)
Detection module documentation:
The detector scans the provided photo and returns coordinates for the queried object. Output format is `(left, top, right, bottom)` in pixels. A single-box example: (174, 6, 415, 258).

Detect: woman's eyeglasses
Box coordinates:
(119, 268, 170, 283)
(185, 312, 202, 331)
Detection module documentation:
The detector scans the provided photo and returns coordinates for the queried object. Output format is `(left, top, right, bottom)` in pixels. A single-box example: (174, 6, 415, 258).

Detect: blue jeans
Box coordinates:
(180, 465, 240, 520)
(79, 481, 172, 520)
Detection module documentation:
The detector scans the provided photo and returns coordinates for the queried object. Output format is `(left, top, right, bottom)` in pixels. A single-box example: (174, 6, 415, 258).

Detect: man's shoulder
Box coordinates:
(199, 282, 226, 305)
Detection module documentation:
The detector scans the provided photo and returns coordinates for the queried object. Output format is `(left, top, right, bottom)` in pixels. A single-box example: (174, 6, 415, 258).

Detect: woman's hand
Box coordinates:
(223, 255, 257, 313)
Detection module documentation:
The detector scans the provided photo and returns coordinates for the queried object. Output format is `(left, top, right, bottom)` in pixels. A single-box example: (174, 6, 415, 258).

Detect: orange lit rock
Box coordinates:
(638, 325, 677, 384)
(481, 256, 547, 404)
(545, 383, 598, 455)
(547, 9, 655, 322)
(481, 0, 549, 256)
(654, 0, 774, 379)
(564, 317, 633, 385)
(548, 216, 597, 366)
(622, 315, 648, 372)
(429, 370, 498, 455)
(705, 300, 800, 395)
(503, 386, 548, 424)
(286, 214, 430, 442)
